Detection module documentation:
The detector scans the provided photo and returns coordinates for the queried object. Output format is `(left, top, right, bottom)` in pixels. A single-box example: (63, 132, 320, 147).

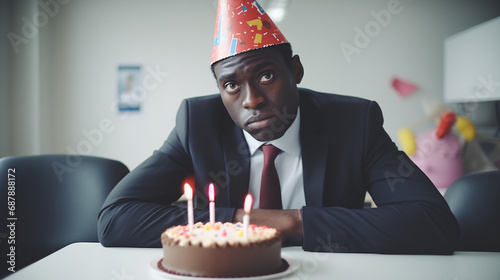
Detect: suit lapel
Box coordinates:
(221, 120, 250, 208)
(300, 91, 328, 207)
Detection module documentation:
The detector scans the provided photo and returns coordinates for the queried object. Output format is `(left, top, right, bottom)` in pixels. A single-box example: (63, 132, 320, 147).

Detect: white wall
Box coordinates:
(3, 0, 42, 156)
(0, 1, 10, 157)
(2, 0, 500, 170)
(39, 0, 219, 169)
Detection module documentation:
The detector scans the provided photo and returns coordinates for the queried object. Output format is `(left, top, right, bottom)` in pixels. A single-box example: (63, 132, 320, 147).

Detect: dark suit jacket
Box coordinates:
(98, 89, 459, 254)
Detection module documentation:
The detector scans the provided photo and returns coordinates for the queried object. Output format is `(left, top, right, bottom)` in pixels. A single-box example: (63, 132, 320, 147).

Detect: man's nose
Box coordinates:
(241, 84, 266, 110)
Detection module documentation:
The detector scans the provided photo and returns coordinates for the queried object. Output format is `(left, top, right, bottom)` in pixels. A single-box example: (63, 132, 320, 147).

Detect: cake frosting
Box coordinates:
(160, 222, 286, 278)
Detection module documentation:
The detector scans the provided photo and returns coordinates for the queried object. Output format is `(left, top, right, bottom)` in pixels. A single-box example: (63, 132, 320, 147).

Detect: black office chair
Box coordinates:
(443, 170, 500, 252)
(0, 154, 129, 276)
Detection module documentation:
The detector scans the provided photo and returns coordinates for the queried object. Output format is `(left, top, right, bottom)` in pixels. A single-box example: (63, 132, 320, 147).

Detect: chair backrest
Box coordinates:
(0, 154, 129, 275)
(443, 170, 500, 252)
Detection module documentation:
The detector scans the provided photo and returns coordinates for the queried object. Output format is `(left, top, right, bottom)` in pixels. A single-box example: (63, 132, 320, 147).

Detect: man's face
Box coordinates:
(213, 47, 303, 141)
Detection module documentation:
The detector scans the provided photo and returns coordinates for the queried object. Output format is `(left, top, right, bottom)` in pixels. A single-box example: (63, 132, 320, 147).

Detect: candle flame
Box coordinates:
(208, 183, 215, 202)
(184, 183, 193, 200)
(244, 194, 253, 213)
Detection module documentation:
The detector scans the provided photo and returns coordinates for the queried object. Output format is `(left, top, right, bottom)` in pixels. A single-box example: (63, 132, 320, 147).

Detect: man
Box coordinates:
(98, 0, 459, 254)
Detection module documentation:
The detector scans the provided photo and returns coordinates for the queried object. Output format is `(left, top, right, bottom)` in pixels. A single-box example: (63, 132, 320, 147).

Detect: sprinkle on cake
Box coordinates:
(162, 222, 278, 248)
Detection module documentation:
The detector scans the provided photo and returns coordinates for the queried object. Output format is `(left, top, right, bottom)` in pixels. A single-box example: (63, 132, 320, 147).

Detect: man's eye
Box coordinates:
(224, 82, 240, 93)
(259, 73, 274, 83)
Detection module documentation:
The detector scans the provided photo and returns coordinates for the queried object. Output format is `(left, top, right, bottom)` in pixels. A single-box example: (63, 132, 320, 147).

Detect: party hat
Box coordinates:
(211, 0, 288, 65)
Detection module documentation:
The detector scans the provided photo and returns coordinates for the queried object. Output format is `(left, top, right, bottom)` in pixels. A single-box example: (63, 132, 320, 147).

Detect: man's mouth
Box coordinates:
(245, 114, 275, 130)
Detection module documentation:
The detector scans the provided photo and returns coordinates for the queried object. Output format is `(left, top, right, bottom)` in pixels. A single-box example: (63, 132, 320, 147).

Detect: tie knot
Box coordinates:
(262, 144, 281, 163)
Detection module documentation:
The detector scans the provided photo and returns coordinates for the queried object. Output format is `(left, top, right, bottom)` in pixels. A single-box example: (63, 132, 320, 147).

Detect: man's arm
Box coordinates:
(97, 141, 238, 247)
(235, 101, 459, 254)
(97, 99, 237, 247)
(311, 101, 458, 254)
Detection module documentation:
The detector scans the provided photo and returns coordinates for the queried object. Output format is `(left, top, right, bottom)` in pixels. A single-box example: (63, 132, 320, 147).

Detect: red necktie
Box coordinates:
(259, 144, 282, 209)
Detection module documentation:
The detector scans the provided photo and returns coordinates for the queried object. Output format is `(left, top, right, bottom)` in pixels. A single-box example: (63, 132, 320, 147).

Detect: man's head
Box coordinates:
(212, 43, 304, 141)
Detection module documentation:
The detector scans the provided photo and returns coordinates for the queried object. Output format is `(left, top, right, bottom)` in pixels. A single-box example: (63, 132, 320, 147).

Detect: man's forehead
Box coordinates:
(214, 48, 283, 78)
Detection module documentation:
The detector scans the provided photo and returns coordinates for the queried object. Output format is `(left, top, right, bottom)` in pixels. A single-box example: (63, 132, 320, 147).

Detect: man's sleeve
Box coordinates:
(301, 101, 460, 254)
(97, 99, 235, 247)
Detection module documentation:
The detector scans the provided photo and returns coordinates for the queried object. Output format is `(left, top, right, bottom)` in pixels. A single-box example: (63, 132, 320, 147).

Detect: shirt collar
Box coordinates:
(243, 107, 301, 156)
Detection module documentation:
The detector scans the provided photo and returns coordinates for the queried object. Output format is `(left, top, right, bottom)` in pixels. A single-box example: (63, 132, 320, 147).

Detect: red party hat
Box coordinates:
(211, 0, 288, 65)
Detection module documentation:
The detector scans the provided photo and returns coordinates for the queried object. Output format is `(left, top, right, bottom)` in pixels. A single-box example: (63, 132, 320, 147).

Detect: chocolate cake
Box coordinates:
(160, 222, 286, 278)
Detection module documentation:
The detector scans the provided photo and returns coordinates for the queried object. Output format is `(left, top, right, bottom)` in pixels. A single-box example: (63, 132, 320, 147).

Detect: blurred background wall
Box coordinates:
(1, 0, 499, 170)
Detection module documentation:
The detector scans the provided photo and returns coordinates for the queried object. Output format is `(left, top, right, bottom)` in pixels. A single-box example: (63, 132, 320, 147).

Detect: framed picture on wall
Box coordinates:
(117, 65, 142, 112)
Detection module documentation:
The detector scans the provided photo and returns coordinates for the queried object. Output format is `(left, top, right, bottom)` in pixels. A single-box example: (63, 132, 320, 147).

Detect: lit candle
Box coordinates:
(243, 194, 253, 239)
(208, 183, 215, 225)
(184, 183, 194, 233)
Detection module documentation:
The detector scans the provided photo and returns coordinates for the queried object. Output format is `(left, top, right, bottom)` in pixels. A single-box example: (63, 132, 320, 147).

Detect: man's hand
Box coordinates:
(233, 209, 303, 240)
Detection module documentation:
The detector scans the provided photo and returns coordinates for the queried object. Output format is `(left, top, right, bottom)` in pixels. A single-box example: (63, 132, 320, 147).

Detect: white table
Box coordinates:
(4, 242, 500, 280)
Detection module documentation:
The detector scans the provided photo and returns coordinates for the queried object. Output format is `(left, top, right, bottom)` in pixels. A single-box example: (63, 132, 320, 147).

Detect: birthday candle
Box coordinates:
(184, 183, 194, 233)
(243, 194, 253, 239)
(209, 183, 215, 225)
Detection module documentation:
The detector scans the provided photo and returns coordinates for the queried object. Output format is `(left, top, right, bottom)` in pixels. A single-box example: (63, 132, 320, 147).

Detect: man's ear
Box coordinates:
(292, 55, 304, 84)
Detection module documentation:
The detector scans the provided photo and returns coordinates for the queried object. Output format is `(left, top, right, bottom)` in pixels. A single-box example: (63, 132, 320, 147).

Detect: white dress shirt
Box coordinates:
(243, 108, 306, 209)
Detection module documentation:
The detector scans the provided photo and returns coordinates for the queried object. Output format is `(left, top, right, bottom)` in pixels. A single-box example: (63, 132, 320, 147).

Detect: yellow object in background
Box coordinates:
(398, 128, 417, 156)
(455, 116, 476, 141)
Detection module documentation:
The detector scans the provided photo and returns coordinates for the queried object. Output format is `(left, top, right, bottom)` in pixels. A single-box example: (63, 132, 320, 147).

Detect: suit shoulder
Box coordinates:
(180, 94, 225, 115)
(299, 88, 373, 110)
(184, 94, 222, 107)
(176, 94, 231, 133)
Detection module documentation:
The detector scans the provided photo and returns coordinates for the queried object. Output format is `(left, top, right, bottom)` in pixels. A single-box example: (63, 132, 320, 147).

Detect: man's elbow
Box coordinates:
(97, 209, 118, 247)
(440, 215, 461, 254)
(96, 204, 131, 247)
(423, 203, 461, 254)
